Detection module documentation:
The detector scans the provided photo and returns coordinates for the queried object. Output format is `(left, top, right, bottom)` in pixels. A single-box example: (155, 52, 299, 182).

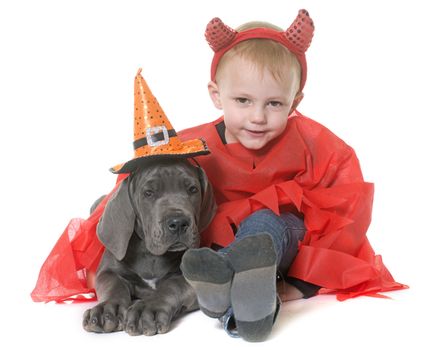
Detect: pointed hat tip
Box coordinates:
(110, 69, 211, 174)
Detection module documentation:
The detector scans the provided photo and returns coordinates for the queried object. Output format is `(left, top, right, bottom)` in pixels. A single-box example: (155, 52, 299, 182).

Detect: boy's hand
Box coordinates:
(277, 281, 304, 301)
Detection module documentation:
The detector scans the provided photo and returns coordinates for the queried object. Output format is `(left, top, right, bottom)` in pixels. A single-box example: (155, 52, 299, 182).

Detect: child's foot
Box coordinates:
(180, 247, 233, 318)
(227, 233, 277, 342)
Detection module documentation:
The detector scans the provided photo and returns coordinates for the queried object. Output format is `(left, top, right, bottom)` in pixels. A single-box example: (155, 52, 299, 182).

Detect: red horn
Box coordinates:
(284, 9, 315, 53)
(205, 17, 237, 52)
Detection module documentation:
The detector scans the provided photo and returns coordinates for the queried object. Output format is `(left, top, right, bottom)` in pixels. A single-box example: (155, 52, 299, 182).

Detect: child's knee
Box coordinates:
(240, 209, 281, 230)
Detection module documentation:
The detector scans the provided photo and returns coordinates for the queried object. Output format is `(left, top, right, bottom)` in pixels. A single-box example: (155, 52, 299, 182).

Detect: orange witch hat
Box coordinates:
(111, 69, 210, 174)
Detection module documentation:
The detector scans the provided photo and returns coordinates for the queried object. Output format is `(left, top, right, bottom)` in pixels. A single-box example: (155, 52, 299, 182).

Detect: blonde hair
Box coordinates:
(215, 21, 301, 91)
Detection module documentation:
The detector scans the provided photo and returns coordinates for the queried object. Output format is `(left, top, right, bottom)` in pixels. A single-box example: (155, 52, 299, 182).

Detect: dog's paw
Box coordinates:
(83, 302, 127, 333)
(124, 299, 176, 336)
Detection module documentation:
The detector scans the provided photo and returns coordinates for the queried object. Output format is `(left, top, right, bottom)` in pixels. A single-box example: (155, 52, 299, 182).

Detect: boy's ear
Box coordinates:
(208, 81, 223, 110)
(290, 92, 304, 112)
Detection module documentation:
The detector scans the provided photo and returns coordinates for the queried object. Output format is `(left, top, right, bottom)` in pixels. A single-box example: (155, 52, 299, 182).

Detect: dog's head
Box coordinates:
(97, 158, 216, 259)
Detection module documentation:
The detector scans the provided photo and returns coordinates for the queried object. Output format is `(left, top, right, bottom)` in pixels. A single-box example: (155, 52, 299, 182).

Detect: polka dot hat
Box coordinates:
(110, 69, 210, 174)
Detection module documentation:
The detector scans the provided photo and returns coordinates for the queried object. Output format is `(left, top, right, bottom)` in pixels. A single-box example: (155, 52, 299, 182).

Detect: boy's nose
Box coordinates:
(249, 108, 267, 124)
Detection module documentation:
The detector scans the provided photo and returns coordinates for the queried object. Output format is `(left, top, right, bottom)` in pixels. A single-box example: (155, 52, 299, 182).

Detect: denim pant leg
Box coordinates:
(220, 208, 306, 276)
(219, 209, 306, 337)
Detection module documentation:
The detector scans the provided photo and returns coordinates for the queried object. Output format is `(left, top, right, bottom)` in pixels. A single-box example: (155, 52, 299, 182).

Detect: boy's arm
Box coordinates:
(277, 144, 364, 299)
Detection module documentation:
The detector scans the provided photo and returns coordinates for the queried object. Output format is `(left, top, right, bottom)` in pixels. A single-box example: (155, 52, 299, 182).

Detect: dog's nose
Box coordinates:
(166, 216, 190, 235)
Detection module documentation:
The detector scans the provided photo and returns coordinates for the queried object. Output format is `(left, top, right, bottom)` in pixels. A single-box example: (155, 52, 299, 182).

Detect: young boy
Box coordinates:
(178, 10, 405, 342)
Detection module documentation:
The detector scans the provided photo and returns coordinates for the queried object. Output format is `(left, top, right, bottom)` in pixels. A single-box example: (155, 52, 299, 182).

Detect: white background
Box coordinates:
(1, 0, 443, 348)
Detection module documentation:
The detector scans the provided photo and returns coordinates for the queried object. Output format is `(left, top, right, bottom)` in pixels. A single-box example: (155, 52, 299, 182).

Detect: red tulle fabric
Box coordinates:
(31, 112, 407, 303)
(31, 175, 128, 302)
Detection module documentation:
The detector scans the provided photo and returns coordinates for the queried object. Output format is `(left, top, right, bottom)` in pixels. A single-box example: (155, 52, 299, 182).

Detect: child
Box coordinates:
(178, 10, 406, 342)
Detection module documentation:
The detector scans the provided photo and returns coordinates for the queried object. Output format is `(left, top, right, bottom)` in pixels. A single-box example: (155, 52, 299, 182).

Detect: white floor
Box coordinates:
(8, 285, 438, 350)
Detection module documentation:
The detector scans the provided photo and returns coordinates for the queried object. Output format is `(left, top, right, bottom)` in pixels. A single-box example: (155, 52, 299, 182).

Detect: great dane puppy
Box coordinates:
(83, 158, 216, 336)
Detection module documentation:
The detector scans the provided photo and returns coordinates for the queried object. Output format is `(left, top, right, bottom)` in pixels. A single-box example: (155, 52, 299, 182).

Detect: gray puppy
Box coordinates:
(83, 158, 216, 336)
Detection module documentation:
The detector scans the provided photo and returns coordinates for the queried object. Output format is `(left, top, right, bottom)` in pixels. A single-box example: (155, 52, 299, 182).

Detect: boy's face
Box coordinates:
(208, 56, 300, 150)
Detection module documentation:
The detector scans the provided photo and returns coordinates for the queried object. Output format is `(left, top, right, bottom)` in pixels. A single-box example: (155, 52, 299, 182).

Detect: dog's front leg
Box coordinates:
(124, 274, 198, 336)
(83, 270, 132, 333)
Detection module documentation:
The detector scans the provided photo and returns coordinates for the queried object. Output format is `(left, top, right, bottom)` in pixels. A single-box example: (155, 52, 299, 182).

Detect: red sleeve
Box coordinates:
(288, 146, 407, 300)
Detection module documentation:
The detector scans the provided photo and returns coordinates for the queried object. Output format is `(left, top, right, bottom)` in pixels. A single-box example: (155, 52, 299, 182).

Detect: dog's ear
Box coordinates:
(97, 178, 135, 260)
(197, 166, 217, 231)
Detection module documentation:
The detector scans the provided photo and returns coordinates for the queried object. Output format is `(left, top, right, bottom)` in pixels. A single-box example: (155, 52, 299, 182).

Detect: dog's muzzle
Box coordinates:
(162, 214, 199, 252)
(165, 216, 191, 236)
(168, 242, 188, 252)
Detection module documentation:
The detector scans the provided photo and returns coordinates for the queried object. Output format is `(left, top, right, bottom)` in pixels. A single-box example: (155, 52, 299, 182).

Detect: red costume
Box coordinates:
(31, 111, 406, 303)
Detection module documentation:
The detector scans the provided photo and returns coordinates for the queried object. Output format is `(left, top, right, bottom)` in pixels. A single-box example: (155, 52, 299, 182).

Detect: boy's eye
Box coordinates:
(268, 101, 283, 107)
(235, 97, 250, 104)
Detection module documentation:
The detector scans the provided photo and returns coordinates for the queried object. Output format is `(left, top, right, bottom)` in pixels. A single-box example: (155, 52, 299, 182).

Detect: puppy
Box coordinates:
(83, 158, 216, 335)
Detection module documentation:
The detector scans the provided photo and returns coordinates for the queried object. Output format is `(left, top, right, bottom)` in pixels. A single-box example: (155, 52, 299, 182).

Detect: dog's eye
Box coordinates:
(144, 190, 154, 197)
(188, 186, 199, 194)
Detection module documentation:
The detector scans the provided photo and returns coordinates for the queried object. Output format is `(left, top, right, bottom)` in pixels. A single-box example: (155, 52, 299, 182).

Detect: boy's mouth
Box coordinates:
(245, 129, 266, 137)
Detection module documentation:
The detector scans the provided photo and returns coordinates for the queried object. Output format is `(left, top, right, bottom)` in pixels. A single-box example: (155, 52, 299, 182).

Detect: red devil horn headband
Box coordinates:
(205, 17, 237, 52)
(206, 9, 314, 92)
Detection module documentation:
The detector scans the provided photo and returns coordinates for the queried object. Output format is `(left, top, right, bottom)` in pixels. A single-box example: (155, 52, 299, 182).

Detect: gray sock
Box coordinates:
(180, 248, 233, 318)
(227, 233, 277, 342)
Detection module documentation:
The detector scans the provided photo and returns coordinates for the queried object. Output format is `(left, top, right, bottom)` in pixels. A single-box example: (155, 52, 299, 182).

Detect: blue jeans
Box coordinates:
(220, 209, 306, 276)
(219, 209, 306, 337)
